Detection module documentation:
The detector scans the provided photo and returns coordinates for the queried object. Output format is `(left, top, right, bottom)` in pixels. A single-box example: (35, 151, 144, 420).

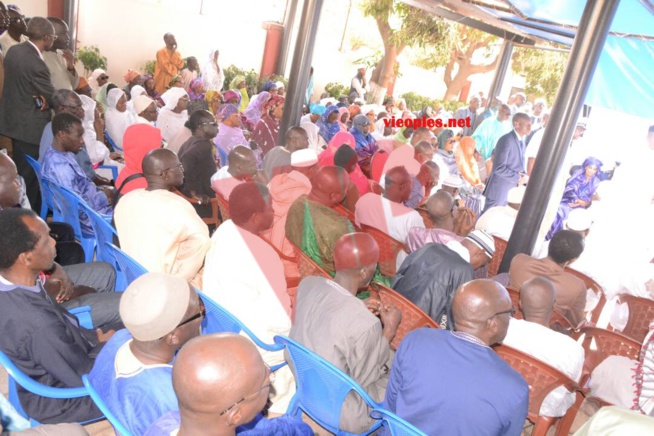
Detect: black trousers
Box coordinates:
(49, 222, 85, 266)
(12, 139, 41, 214)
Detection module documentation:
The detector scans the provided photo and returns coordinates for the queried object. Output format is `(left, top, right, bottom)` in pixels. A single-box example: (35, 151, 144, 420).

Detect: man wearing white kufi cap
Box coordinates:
(87, 272, 203, 435)
(133, 94, 158, 125)
(476, 185, 525, 240)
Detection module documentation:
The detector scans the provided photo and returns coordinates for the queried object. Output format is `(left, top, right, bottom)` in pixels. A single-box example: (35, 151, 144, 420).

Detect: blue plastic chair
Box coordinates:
(97, 164, 119, 180)
(82, 375, 133, 436)
(198, 292, 287, 372)
(45, 180, 96, 262)
(273, 335, 382, 435)
(0, 306, 94, 426)
(217, 146, 228, 167)
(24, 155, 55, 220)
(370, 408, 428, 436)
(103, 243, 147, 288)
(105, 130, 122, 152)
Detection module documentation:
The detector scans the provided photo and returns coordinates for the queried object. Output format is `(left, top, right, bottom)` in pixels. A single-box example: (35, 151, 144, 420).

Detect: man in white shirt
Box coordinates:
(355, 166, 424, 268)
(475, 185, 524, 240)
(210, 145, 258, 199)
(115, 148, 210, 283)
(43, 18, 78, 91)
(503, 276, 585, 417)
(0, 4, 27, 54)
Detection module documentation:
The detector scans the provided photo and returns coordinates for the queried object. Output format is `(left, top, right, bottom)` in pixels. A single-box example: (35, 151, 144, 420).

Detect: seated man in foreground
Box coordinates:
(144, 334, 313, 436)
(383, 279, 529, 435)
(291, 232, 401, 433)
(88, 272, 203, 435)
(0, 209, 114, 424)
(407, 190, 462, 252)
(502, 276, 585, 417)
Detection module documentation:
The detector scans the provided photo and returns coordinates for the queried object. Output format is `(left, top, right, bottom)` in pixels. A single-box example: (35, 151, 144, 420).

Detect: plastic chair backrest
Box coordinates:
(369, 283, 438, 350)
(217, 146, 228, 167)
(24, 155, 54, 220)
(103, 243, 147, 287)
(82, 375, 132, 436)
(564, 267, 607, 324)
(616, 294, 654, 343)
(488, 235, 508, 277)
(215, 191, 230, 222)
(370, 151, 388, 183)
(370, 408, 428, 436)
(0, 350, 88, 423)
(274, 335, 381, 435)
(578, 326, 641, 383)
(360, 225, 407, 278)
(45, 180, 95, 262)
(105, 130, 122, 152)
(77, 201, 117, 263)
(290, 243, 331, 280)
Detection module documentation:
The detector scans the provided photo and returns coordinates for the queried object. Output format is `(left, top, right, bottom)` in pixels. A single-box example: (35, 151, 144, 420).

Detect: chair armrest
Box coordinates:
(68, 306, 93, 329)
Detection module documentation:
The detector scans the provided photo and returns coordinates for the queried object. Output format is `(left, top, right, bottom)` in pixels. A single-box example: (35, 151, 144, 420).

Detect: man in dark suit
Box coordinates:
(483, 113, 532, 212)
(0, 17, 56, 213)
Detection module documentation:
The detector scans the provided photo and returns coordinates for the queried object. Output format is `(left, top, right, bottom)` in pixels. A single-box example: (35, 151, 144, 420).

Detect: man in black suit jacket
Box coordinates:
(0, 17, 56, 213)
(483, 113, 532, 212)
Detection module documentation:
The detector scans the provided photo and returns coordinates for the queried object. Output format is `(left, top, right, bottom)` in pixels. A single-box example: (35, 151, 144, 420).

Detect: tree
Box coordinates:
(512, 45, 568, 105)
(413, 24, 500, 101)
(362, 0, 447, 105)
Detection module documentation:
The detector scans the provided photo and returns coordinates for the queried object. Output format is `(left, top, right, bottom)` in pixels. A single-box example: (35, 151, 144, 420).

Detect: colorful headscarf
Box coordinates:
(95, 83, 111, 111)
(263, 94, 285, 114)
(187, 78, 206, 101)
(244, 91, 270, 126)
(317, 105, 340, 143)
(349, 104, 361, 119)
(229, 75, 246, 91)
(263, 80, 277, 92)
(123, 69, 142, 84)
(352, 114, 371, 134)
(168, 74, 182, 89)
(338, 107, 350, 131)
(309, 103, 327, 116)
(438, 129, 455, 150)
(223, 90, 241, 106)
(217, 103, 239, 121)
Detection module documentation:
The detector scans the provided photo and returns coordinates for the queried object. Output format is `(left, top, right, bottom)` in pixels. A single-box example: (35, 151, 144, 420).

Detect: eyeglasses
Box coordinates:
(200, 121, 218, 127)
(98, 75, 109, 80)
(176, 298, 205, 328)
(220, 364, 275, 416)
(9, 16, 25, 23)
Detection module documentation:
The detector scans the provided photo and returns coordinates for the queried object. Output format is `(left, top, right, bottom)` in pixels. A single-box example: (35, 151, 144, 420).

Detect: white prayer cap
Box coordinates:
(507, 186, 526, 204)
(356, 64, 367, 70)
(565, 208, 593, 232)
(275, 81, 284, 89)
(442, 173, 465, 189)
(133, 95, 155, 115)
(119, 272, 190, 341)
(291, 148, 318, 168)
(465, 229, 495, 257)
(534, 98, 547, 106)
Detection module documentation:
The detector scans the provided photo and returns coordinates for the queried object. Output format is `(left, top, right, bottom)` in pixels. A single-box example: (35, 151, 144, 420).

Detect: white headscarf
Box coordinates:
(127, 85, 147, 117)
(79, 94, 110, 164)
(161, 88, 188, 111)
(105, 88, 136, 149)
(300, 121, 321, 152)
(201, 49, 224, 92)
(88, 68, 106, 93)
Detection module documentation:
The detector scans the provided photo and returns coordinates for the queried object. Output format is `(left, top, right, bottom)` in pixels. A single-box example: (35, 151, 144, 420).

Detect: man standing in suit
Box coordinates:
(483, 113, 532, 211)
(0, 17, 56, 213)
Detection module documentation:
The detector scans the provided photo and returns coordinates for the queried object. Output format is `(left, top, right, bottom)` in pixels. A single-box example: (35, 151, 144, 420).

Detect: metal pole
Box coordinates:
(486, 40, 513, 104)
(63, 0, 78, 51)
(499, 0, 621, 273)
(277, 0, 299, 75)
(278, 0, 323, 146)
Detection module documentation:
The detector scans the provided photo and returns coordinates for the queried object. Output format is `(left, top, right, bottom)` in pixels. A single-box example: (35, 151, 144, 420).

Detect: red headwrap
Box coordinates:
(263, 94, 285, 114)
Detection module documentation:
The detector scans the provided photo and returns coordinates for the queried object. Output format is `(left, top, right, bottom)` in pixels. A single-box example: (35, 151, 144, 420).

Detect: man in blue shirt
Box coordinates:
(41, 113, 113, 232)
(384, 279, 529, 435)
(88, 272, 203, 436)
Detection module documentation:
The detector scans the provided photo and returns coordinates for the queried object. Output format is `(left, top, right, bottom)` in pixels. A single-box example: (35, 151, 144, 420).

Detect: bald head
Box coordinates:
(519, 277, 556, 324)
(334, 232, 379, 271)
(310, 166, 349, 207)
(426, 191, 455, 227)
(142, 148, 183, 189)
(451, 279, 513, 345)
(411, 128, 432, 146)
(228, 146, 257, 179)
(142, 148, 177, 176)
(285, 126, 309, 152)
(384, 166, 412, 203)
(414, 141, 435, 163)
(173, 334, 268, 427)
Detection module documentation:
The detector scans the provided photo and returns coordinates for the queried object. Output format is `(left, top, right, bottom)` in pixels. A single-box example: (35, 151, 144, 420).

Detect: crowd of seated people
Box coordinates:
(0, 5, 653, 435)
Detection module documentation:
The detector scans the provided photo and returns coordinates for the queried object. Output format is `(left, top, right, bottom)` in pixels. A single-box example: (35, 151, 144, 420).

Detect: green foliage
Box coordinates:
(512, 46, 568, 104)
(399, 92, 459, 113)
(144, 60, 156, 76)
(223, 65, 259, 95)
(324, 82, 349, 99)
(76, 46, 107, 74)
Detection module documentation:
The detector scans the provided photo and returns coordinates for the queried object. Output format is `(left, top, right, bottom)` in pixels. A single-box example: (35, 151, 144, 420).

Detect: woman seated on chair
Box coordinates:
(104, 88, 136, 151)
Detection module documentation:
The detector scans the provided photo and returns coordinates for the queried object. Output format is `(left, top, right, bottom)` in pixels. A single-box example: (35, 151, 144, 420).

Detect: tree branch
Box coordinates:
(469, 58, 499, 75)
(444, 57, 455, 87)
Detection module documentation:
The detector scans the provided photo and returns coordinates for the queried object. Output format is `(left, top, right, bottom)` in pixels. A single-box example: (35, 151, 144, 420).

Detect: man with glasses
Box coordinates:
(115, 148, 210, 283)
(383, 279, 529, 435)
(43, 17, 79, 91)
(88, 272, 204, 436)
(0, 4, 27, 54)
(0, 17, 56, 214)
(144, 334, 313, 436)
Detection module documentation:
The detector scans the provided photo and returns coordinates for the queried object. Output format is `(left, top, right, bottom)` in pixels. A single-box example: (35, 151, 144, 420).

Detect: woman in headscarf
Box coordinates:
(222, 90, 241, 107)
(204, 90, 223, 116)
(95, 82, 114, 112)
(275, 81, 286, 97)
(123, 69, 143, 94)
(143, 74, 164, 107)
(230, 75, 249, 112)
(114, 124, 163, 194)
(547, 157, 603, 239)
(360, 104, 378, 125)
(126, 85, 147, 118)
(436, 129, 459, 175)
(262, 80, 278, 95)
(316, 105, 340, 144)
(338, 107, 350, 132)
(88, 68, 108, 98)
(349, 114, 379, 176)
(168, 74, 184, 89)
(157, 87, 189, 142)
(202, 49, 224, 92)
(214, 103, 250, 166)
(105, 88, 136, 150)
(455, 136, 484, 189)
(348, 104, 361, 122)
(187, 78, 208, 114)
(244, 91, 270, 128)
(299, 122, 321, 151)
(251, 94, 285, 156)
